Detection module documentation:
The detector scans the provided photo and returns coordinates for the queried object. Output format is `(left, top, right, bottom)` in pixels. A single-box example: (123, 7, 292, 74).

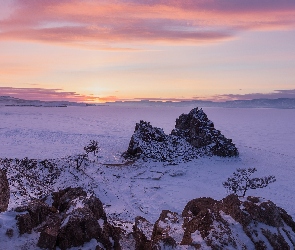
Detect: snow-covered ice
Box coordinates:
(0, 104, 295, 248)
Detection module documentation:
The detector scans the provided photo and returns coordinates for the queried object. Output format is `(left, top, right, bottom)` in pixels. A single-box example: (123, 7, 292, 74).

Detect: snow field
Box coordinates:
(0, 105, 294, 228)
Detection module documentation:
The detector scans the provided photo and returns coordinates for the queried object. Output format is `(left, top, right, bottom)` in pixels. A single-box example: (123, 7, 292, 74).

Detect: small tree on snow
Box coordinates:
(223, 168, 276, 197)
(84, 140, 99, 156)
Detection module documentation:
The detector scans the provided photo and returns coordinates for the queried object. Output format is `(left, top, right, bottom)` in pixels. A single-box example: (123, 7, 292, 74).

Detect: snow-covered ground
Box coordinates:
(0, 105, 295, 247)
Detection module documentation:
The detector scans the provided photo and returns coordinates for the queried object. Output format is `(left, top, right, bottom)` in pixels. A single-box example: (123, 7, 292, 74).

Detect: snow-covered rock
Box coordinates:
(13, 187, 121, 250)
(136, 194, 295, 249)
(123, 120, 200, 162)
(124, 107, 238, 162)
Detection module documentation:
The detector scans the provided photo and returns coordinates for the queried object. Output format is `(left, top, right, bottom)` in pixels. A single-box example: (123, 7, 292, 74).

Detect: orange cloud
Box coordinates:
(1, 0, 294, 47)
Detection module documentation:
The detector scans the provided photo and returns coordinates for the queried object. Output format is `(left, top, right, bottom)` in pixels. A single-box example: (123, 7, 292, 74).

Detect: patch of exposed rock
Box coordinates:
(134, 194, 295, 249)
(15, 187, 121, 250)
(0, 169, 10, 212)
(123, 107, 238, 162)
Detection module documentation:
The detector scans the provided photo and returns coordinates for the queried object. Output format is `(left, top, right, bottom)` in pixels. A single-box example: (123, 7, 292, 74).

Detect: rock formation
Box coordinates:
(8, 187, 295, 249)
(171, 107, 238, 157)
(15, 187, 121, 250)
(124, 107, 238, 162)
(134, 194, 295, 249)
(0, 169, 10, 212)
(123, 120, 199, 162)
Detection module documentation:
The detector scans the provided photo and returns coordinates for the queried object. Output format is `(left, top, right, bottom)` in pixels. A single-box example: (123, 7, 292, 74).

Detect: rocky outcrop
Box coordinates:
(171, 108, 238, 157)
(0, 169, 9, 212)
(123, 120, 199, 162)
(15, 187, 121, 250)
(124, 107, 238, 162)
(9, 188, 295, 249)
(134, 194, 295, 249)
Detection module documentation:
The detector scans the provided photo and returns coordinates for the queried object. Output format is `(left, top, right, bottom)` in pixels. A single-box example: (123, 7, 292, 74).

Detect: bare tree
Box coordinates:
(223, 168, 276, 197)
(84, 140, 99, 156)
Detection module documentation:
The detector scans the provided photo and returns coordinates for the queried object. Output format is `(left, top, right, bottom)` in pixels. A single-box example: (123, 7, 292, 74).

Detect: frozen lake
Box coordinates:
(1, 105, 294, 160)
(1, 105, 295, 221)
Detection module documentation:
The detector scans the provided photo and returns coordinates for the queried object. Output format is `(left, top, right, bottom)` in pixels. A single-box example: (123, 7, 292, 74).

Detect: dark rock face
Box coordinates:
(133, 216, 153, 249)
(172, 108, 238, 157)
(16, 200, 54, 235)
(15, 187, 121, 250)
(0, 169, 10, 212)
(57, 208, 102, 250)
(136, 195, 295, 249)
(52, 186, 87, 213)
(37, 214, 61, 249)
(123, 107, 238, 162)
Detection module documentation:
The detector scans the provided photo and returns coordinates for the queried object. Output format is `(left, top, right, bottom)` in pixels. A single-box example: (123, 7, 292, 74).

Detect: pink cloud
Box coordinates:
(1, 0, 294, 47)
(0, 87, 102, 103)
(210, 89, 295, 101)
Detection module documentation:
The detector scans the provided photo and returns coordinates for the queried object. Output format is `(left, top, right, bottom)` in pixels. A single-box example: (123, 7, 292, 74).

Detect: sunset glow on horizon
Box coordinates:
(0, 0, 295, 103)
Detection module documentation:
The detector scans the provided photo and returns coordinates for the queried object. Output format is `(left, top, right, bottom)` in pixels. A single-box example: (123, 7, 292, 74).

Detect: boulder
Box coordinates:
(0, 169, 10, 212)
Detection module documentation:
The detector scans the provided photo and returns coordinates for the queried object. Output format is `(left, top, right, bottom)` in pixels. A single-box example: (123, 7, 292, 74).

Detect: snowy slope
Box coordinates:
(0, 105, 295, 249)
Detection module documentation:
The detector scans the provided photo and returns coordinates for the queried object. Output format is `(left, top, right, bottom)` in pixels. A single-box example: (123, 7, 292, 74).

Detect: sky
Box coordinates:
(0, 0, 295, 103)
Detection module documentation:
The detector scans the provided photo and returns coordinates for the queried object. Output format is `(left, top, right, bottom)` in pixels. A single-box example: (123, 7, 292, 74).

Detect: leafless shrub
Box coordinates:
(223, 168, 276, 197)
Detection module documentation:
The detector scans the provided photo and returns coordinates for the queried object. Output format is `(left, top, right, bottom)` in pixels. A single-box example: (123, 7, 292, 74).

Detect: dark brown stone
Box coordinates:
(52, 187, 87, 212)
(16, 213, 33, 235)
(133, 216, 153, 250)
(83, 195, 106, 221)
(5, 228, 13, 238)
(37, 214, 61, 249)
(99, 223, 122, 250)
(182, 197, 217, 241)
(56, 207, 102, 250)
(27, 199, 53, 227)
(0, 169, 9, 212)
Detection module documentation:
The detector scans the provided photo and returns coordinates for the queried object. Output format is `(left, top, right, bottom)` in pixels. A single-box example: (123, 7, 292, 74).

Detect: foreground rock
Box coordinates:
(8, 189, 295, 249)
(135, 194, 295, 249)
(0, 169, 10, 212)
(124, 107, 238, 162)
(15, 187, 121, 250)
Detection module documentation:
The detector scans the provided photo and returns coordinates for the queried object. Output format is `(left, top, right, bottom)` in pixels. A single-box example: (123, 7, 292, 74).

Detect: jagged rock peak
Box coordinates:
(172, 107, 239, 157)
(123, 107, 238, 162)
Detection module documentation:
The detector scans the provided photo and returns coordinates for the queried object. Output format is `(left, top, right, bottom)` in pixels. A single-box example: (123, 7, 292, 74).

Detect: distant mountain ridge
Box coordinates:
(0, 96, 94, 107)
(1, 95, 295, 108)
(108, 98, 295, 109)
